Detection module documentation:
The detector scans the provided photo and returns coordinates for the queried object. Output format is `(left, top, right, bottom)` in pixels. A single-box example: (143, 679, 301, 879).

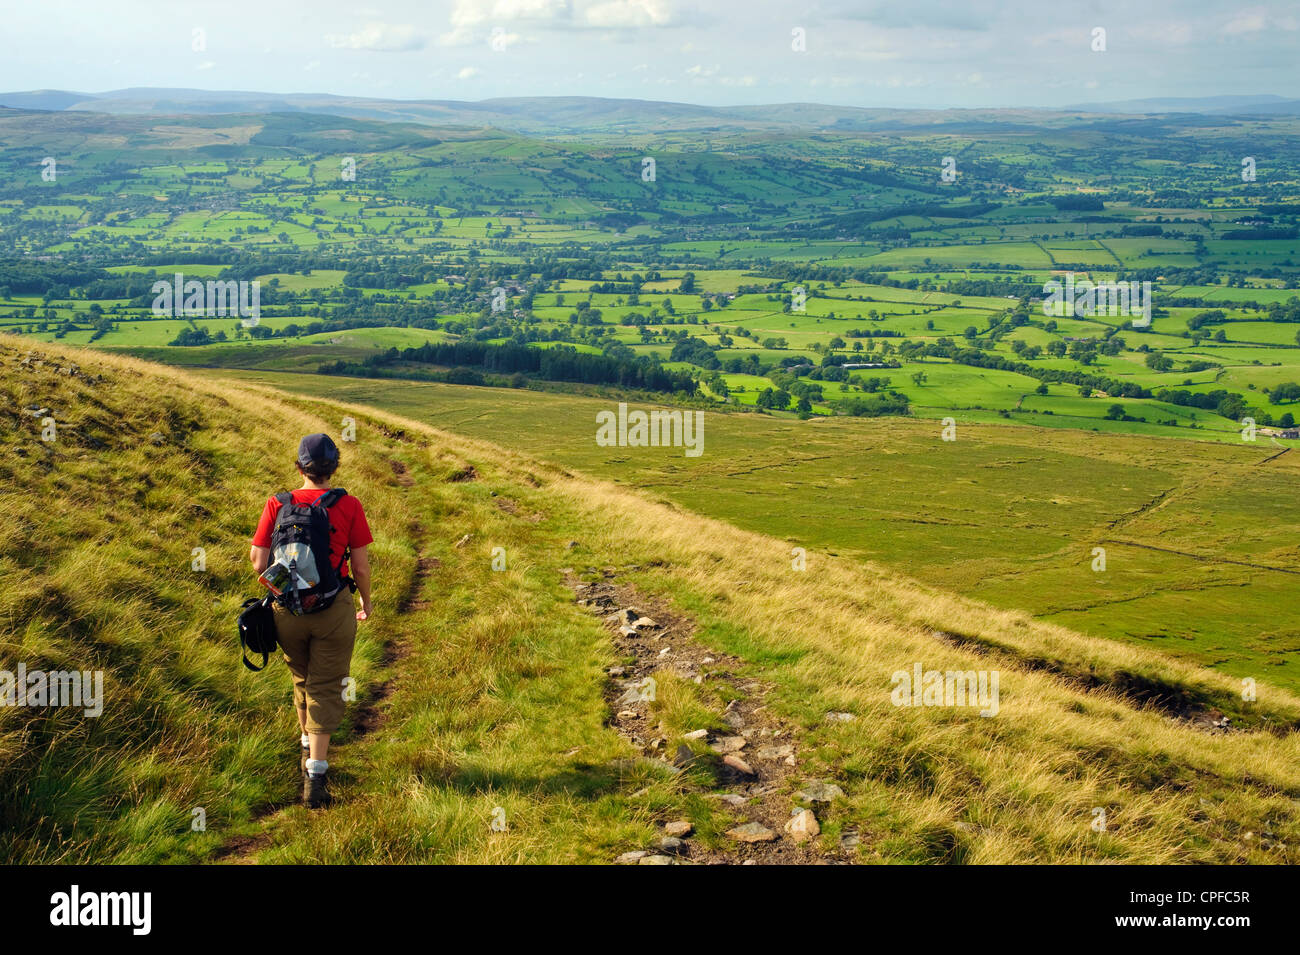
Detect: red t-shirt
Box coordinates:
(251, 489, 373, 577)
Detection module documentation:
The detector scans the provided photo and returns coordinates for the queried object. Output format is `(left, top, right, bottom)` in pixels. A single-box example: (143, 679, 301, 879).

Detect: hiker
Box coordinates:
(249, 433, 374, 809)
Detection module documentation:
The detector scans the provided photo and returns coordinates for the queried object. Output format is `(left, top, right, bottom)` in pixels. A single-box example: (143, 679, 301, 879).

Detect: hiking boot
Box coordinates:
(304, 770, 333, 810)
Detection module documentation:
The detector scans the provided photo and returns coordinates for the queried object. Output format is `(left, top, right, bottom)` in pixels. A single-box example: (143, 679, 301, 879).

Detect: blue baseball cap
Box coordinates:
(297, 433, 340, 469)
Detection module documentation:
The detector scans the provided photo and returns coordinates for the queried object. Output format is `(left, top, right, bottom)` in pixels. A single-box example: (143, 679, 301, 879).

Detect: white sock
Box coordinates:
(305, 758, 328, 776)
(300, 733, 310, 749)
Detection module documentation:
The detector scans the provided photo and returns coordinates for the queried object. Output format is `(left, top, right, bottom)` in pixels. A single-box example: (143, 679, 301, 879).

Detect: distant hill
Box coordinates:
(1067, 94, 1300, 116)
(3, 87, 1276, 136)
(0, 89, 95, 111)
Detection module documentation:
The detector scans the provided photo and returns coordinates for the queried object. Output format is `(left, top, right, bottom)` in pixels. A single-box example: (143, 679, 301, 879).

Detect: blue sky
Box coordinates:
(2, 0, 1296, 108)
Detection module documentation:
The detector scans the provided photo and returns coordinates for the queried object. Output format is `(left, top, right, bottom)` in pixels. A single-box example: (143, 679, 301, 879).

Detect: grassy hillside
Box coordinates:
(4, 335, 1300, 864)
(206, 368, 1300, 696)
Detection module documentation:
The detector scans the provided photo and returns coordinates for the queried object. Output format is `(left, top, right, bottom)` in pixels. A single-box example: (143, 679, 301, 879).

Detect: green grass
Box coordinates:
(9, 336, 1300, 865)
(0, 336, 698, 863)
(212, 369, 1300, 695)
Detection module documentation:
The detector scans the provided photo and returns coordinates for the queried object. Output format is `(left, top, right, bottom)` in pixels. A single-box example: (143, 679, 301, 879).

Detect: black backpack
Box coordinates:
(268, 488, 353, 616)
(237, 595, 277, 671)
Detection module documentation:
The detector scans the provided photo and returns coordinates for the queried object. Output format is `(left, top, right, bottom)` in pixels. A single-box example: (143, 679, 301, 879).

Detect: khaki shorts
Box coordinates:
(273, 594, 357, 735)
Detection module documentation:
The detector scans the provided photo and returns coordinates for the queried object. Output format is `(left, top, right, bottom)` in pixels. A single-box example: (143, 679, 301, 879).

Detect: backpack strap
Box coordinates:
(316, 488, 353, 583)
(274, 489, 345, 509)
(340, 545, 357, 591)
(318, 488, 347, 509)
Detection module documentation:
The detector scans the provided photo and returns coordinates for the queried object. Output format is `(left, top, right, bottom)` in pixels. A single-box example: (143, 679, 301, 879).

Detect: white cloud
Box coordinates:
(325, 22, 425, 52)
(584, 0, 676, 28)
(488, 27, 523, 49)
(440, 0, 673, 43)
(498, 0, 567, 20)
(449, 0, 569, 29)
(457, 66, 482, 78)
(195, 60, 216, 71)
(827, 0, 995, 31)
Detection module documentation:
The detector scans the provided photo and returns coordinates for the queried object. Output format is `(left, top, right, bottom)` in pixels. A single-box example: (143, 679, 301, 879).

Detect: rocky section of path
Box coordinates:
(566, 568, 855, 866)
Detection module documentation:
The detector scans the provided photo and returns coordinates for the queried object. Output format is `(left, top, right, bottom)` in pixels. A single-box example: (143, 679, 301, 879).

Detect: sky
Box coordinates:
(0, 0, 1296, 109)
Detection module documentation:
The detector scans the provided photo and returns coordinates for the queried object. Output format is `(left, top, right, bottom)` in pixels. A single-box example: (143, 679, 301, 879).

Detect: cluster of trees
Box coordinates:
(838, 393, 911, 417)
(0, 261, 107, 295)
(1222, 226, 1298, 241)
(1050, 196, 1106, 211)
(169, 326, 226, 346)
(1264, 299, 1300, 323)
(1154, 388, 1252, 421)
(323, 340, 696, 394)
(754, 387, 798, 412)
(1186, 309, 1229, 331)
(1269, 382, 1300, 403)
(669, 336, 719, 369)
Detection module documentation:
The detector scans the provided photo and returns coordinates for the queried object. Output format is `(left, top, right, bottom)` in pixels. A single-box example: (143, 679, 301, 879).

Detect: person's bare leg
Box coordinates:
(304, 731, 333, 808)
(308, 733, 330, 762)
(297, 705, 307, 735)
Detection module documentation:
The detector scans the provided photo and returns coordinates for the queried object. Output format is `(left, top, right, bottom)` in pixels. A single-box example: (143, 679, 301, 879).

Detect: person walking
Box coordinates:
(249, 433, 373, 809)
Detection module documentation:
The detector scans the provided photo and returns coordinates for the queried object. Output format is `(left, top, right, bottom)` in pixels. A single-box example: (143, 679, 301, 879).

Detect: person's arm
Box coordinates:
(250, 497, 276, 575)
(351, 545, 372, 621)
